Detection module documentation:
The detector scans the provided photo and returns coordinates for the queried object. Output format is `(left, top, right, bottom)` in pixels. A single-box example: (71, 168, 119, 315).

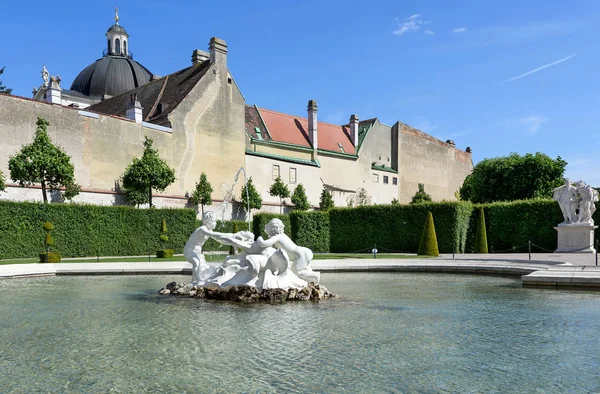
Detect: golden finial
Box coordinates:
(115, 7, 119, 24)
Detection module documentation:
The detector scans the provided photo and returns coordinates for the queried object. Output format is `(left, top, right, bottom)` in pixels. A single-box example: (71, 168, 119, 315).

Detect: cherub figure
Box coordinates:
(256, 218, 320, 284)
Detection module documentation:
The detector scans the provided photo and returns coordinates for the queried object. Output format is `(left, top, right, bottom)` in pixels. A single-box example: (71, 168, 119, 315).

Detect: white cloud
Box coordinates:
(504, 54, 576, 83)
(424, 30, 436, 35)
(452, 27, 467, 33)
(520, 115, 547, 133)
(393, 14, 424, 35)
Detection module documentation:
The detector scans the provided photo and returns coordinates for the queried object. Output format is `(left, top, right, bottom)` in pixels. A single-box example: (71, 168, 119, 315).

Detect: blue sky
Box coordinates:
(2, 0, 599, 185)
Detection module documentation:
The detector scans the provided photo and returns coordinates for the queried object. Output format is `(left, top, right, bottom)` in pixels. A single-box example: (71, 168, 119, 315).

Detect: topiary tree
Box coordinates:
(269, 176, 290, 214)
(473, 206, 488, 253)
(411, 183, 432, 204)
(0, 170, 6, 193)
(122, 136, 175, 208)
(40, 221, 61, 263)
(9, 117, 81, 203)
(190, 172, 213, 215)
(240, 177, 262, 217)
(319, 186, 334, 211)
(157, 218, 174, 258)
(418, 211, 439, 256)
(291, 183, 310, 211)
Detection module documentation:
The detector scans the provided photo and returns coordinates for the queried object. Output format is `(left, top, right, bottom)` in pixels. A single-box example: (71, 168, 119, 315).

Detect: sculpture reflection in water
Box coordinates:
(184, 212, 319, 290)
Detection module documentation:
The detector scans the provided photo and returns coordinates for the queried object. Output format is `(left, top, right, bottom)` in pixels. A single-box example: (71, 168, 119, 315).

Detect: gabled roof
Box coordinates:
(87, 60, 211, 126)
(249, 107, 357, 155)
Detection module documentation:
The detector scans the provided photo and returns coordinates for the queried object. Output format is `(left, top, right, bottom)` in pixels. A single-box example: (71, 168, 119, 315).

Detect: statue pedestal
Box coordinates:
(554, 224, 597, 253)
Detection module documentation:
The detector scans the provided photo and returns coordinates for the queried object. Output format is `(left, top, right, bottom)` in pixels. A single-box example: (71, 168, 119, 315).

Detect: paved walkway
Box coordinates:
(1, 253, 599, 288)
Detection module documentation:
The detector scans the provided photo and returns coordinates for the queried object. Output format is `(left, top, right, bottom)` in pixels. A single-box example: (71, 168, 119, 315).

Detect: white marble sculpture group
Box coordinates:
(552, 179, 599, 226)
(183, 212, 320, 290)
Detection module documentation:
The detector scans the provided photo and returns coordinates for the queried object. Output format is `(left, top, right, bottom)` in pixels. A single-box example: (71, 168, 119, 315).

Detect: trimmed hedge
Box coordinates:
(418, 211, 439, 256)
(290, 211, 330, 252)
(329, 202, 472, 253)
(252, 213, 291, 239)
(39, 252, 61, 263)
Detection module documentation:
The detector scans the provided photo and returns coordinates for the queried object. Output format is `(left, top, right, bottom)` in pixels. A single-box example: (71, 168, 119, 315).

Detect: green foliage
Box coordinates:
(319, 187, 334, 211)
(329, 202, 472, 253)
(269, 176, 290, 214)
(291, 184, 310, 211)
(0, 201, 198, 259)
(43, 221, 54, 231)
(290, 211, 330, 252)
(391, 198, 399, 205)
(459, 152, 567, 203)
(191, 172, 213, 214)
(0, 169, 6, 192)
(44, 233, 54, 246)
(473, 207, 488, 253)
(240, 177, 262, 213)
(8, 117, 81, 203)
(252, 213, 291, 239)
(410, 183, 432, 204)
(156, 249, 174, 258)
(160, 218, 168, 233)
(0, 66, 12, 94)
(39, 252, 61, 263)
(159, 234, 169, 243)
(467, 199, 564, 253)
(124, 188, 149, 207)
(122, 136, 176, 208)
(418, 212, 439, 256)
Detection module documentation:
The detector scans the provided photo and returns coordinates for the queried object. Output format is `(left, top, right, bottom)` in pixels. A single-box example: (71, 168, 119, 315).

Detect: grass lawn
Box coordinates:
(0, 253, 432, 265)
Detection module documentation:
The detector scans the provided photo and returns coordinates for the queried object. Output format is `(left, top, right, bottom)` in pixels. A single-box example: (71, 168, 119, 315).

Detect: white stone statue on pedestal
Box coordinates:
(552, 179, 577, 224)
(575, 181, 598, 225)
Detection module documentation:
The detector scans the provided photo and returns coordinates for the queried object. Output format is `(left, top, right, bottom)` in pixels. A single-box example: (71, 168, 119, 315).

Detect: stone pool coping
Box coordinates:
(2, 257, 600, 289)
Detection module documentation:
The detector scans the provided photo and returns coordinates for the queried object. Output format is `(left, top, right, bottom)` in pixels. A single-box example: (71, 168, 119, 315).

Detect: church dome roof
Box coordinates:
(70, 56, 153, 100)
(106, 24, 128, 36)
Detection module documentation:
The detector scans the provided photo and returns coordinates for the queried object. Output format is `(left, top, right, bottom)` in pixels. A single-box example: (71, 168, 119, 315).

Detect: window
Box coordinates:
(123, 40, 127, 56)
(115, 38, 121, 54)
(254, 127, 262, 140)
(289, 168, 297, 184)
(107, 39, 112, 54)
(383, 176, 389, 184)
(373, 174, 379, 183)
(393, 177, 398, 185)
(272, 165, 280, 180)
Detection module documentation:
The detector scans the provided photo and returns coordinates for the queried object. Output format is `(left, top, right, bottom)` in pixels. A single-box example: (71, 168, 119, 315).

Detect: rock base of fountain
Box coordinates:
(158, 282, 336, 303)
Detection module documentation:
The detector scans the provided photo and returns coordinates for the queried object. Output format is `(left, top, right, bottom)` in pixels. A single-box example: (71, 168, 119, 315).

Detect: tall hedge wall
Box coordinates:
(290, 211, 330, 252)
(0, 201, 198, 259)
(329, 202, 473, 253)
(252, 213, 291, 239)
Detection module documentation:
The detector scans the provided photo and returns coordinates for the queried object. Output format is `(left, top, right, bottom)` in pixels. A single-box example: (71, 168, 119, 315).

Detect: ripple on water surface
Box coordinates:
(1, 273, 600, 393)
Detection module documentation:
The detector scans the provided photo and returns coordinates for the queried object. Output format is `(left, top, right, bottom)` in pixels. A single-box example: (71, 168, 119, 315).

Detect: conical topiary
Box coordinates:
(156, 218, 173, 258)
(418, 211, 439, 256)
(474, 207, 488, 253)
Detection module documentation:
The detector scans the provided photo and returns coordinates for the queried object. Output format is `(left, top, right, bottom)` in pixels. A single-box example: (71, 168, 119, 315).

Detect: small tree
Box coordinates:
(9, 117, 81, 203)
(269, 176, 290, 214)
(391, 198, 399, 205)
(0, 66, 12, 94)
(418, 211, 439, 256)
(319, 187, 334, 211)
(0, 170, 6, 193)
(240, 177, 262, 217)
(122, 136, 175, 208)
(410, 183, 432, 204)
(191, 172, 213, 215)
(474, 207, 488, 253)
(291, 183, 310, 211)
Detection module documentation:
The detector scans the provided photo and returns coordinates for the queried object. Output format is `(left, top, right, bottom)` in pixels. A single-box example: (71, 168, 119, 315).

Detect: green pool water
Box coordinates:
(1, 273, 599, 393)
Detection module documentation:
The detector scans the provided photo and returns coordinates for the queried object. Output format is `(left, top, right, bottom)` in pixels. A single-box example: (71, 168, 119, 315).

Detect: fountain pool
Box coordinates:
(1, 272, 600, 393)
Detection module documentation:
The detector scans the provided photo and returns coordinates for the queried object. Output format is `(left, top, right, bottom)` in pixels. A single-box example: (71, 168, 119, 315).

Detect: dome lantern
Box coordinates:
(105, 7, 130, 57)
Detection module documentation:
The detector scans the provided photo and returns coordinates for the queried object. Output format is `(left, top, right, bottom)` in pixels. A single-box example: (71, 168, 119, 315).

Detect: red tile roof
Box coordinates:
(257, 107, 356, 155)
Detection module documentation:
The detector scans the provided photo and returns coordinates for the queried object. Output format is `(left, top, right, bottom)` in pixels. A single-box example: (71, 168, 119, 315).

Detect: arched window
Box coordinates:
(123, 40, 127, 56)
(115, 38, 121, 55)
(107, 39, 112, 54)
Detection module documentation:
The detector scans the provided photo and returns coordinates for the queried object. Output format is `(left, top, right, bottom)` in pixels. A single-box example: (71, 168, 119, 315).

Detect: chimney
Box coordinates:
(125, 94, 143, 123)
(191, 49, 209, 65)
(307, 100, 318, 153)
(46, 75, 62, 104)
(209, 37, 228, 66)
(349, 114, 359, 146)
